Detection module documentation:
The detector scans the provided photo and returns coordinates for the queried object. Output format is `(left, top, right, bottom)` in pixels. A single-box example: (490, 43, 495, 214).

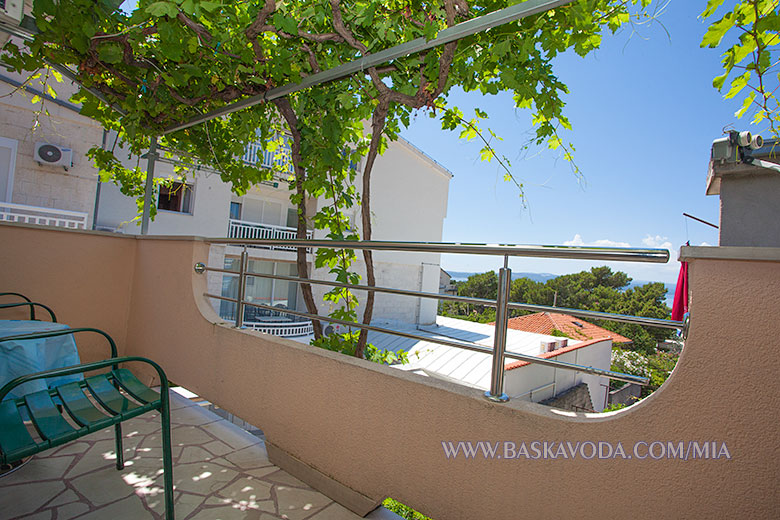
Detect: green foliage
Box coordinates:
(602, 402, 628, 412)
(702, 0, 780, 134)
(611, 347, 678, 396)
(3, 0, 654, 358)
(382, 498, 432, 520)
(311, 329, 408, 365)
(1, 0, 653, 203)
(457, 271, 498, 300)
(646, 350, 677, 389)
(439, 266, 674, 353)
(610, 348, 650, 380)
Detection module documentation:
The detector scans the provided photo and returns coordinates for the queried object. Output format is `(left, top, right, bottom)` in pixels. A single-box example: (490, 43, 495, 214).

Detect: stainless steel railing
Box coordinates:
(195, 238, 685, 402)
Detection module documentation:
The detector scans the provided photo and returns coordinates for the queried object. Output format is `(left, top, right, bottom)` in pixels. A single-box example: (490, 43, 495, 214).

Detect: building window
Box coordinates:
(0, 136, 18, 202)
(230, 201, 242, 220)
(158, 181, 193, 213)
(219, 259, 299, 321)
(286, 207, 298, 228)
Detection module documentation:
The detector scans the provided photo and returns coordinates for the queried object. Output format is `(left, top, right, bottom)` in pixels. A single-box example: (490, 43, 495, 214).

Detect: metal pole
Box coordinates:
(236, 247, 248, 328)
(205, 238, 671, 263)
(92, 129, 108, 230)
(486, 261, 512, 402)
(140, 136, 158, 235)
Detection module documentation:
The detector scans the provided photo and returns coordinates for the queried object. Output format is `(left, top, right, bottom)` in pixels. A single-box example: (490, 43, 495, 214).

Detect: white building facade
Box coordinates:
(0, 69, 452, 337)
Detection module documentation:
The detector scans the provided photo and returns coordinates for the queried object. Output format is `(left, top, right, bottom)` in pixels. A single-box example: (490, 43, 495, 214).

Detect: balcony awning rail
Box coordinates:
(197, 238, 683, 401)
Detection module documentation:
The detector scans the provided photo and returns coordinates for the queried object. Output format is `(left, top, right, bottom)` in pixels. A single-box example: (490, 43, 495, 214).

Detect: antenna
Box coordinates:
(682, 213, 718, 229)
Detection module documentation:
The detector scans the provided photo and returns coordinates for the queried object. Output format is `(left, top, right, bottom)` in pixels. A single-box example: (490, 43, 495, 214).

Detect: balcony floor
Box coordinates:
(1, 390, 398, 520)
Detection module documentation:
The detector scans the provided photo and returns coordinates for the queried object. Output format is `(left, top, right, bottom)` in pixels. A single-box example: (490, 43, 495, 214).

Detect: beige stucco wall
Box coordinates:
(0, 223, 136, 361)
(1, 225, 778, 519)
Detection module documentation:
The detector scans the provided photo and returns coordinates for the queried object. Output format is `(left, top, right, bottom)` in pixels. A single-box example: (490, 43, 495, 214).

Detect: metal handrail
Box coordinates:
(205, 267, 684, 330)
(205, 293, 648, 386)
(204, 238, 670, 262)
(196, 238, 681, 401)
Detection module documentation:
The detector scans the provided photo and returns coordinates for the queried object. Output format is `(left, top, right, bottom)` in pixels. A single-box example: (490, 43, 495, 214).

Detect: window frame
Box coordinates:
(157, 180, 194, 214)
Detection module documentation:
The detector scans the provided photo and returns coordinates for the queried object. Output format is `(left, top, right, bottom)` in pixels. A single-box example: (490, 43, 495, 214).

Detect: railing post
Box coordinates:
(485, 258, 511, 402)
(236, 247, 248, 328)
(140, 136, 158, 235)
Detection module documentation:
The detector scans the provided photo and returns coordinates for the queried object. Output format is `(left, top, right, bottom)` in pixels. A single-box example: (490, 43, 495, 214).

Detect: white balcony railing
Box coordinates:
(242, 139, 294, 175)
(0, 201, 88, 229)
(228, 219, 313, 250)
(244, 319, 314, 337)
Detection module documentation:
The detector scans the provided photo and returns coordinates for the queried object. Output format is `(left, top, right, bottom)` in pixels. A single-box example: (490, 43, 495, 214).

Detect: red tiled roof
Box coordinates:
(500, 312, 633, 344)
(505, 338, 607, 371)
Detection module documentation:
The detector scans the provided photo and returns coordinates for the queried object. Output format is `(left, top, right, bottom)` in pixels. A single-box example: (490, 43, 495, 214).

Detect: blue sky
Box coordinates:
(401, 1, 746, 283)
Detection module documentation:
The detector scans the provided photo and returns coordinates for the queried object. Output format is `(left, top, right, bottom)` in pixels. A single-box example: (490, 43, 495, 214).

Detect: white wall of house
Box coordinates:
(96, 141, 305, 237)
(1, 63, 452, 328)
(0, 71, 103, 226)
(96, 162, 231, 237)
(504, 339, 613, 411)
(383, 318, 613, 412)
(312, 136, 452, 326)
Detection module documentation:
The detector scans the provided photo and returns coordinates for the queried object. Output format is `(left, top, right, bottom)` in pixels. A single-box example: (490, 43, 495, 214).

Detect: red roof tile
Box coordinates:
(498, 312, 633, 345)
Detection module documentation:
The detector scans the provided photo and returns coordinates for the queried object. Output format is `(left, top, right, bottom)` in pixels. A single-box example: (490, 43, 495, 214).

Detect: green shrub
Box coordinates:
(382, 498, 433, 520)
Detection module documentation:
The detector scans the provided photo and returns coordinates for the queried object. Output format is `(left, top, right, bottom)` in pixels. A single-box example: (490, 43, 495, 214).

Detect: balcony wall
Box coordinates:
(1, 222, 778, 519)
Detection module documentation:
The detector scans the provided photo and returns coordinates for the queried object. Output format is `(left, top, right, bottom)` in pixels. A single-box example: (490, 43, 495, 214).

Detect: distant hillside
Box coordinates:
(446, 271, 676, 307)
(447, 270, 558, 283)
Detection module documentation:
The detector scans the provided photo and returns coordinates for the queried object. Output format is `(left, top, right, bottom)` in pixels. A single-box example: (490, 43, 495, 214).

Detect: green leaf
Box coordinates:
(200, 1, 221, 13)
(146, 2, 179, 18)
(273, 12, 299, 35)
(97, 43, 124, 64)
(735, 90, 755, 118)
(713, 71, 729, 91)
(701, 12, 735, 48)
(725, 71, 751, 99)
(702, 0, 727, 18)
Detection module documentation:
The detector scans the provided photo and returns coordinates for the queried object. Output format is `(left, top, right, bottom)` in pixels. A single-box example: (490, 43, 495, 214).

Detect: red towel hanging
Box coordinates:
(671, 253, 689, 322)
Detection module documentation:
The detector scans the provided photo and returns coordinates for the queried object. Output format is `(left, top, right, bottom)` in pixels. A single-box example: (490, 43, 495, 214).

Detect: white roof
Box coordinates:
(368, 316, 580, 390)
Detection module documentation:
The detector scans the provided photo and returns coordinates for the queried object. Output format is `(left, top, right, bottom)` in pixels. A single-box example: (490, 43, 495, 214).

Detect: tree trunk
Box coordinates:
(273, 98, 322, 338)
(355, 98, 390, 358)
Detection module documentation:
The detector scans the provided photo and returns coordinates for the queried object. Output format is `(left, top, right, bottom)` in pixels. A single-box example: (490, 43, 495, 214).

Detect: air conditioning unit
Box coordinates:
(35, 142, 73, 170)
(0, 0, 23, 25)
(324, 323, 350, 336)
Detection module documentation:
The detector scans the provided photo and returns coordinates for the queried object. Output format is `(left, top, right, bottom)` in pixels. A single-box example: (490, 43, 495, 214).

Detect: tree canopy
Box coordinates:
(2, 0, 653, 357)
(441, 266, 674, 353)
(702, 0, 780, 136)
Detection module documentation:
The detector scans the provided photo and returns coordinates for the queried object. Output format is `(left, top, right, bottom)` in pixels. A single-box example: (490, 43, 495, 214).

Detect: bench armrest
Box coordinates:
(0, 301, 57, 322)
(0, 356, 170, 403)
(0, 327, 118, 358)
(0, 292, 32, 303)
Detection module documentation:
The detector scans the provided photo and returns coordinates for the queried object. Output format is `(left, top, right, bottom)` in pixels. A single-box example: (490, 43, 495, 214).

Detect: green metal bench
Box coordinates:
(0, 328, 174, 519)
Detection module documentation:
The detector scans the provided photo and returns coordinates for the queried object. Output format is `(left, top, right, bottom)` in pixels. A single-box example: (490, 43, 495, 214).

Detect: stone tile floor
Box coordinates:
(0, 390, 401, 520)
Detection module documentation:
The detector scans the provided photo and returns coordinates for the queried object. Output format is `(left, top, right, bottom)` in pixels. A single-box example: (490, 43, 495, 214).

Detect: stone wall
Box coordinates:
(541, 382, 594, 412)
